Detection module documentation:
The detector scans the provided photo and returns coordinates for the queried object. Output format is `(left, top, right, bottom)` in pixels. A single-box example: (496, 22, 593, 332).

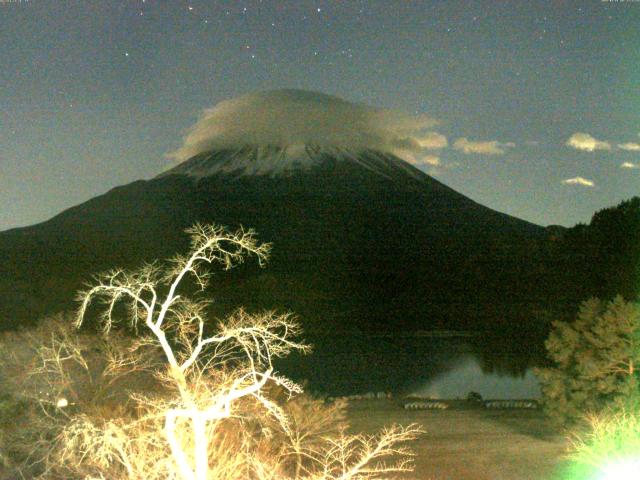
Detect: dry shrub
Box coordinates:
(558, 404, 640, 479)
(0, 314, 165, 478)
(0, 319, 417, 479)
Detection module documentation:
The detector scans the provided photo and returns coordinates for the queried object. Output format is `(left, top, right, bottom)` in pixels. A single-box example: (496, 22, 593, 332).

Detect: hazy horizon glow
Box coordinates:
(411, 355, 541, 400)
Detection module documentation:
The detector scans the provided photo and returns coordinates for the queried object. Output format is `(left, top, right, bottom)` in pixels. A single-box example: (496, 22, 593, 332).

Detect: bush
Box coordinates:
(0, 393, 27, 469)
(554, 404, 640, 480)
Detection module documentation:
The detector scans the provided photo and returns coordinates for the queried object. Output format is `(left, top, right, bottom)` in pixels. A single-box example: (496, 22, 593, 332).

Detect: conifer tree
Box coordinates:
(535, 296, 640, 426)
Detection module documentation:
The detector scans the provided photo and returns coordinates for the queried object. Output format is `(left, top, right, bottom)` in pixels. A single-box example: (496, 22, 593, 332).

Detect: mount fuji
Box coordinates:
(0, 91, 557, 333)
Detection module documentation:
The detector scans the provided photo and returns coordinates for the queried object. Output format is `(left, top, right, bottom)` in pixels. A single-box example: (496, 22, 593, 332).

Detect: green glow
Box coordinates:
(557, 406, 640, 480)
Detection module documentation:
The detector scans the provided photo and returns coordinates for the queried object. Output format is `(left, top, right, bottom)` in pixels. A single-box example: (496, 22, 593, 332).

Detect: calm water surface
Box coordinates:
(276, 332, 546, 398)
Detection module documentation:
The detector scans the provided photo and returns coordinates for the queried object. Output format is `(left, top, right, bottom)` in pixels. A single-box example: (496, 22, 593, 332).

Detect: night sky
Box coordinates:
(2, 0, 639, 231)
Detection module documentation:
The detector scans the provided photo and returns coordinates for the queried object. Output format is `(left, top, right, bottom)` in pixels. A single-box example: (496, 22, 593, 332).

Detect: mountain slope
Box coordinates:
(0, 147, 550, 332)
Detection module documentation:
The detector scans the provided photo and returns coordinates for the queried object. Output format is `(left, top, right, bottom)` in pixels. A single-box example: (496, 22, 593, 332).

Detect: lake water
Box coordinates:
(277, 332, 546, 399)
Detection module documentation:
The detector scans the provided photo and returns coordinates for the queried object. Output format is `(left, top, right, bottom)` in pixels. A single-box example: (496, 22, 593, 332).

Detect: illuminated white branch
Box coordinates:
(75, 223, 311, 480)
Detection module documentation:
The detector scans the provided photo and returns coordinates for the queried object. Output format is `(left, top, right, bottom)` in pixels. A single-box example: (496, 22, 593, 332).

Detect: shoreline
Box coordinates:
(346, 398, 568, 480)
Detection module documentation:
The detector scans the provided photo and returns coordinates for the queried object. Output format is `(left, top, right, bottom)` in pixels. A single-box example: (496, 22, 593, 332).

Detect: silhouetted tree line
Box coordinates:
(551, 197, 640, 305)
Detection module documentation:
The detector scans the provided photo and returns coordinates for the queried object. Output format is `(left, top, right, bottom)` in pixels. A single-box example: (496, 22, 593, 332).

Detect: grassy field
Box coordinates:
(347, 399, 570, 480)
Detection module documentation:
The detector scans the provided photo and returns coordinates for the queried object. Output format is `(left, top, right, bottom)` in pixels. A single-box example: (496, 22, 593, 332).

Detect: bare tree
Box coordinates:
(2, 223, 421, 479)
(76, 223, 312, 480)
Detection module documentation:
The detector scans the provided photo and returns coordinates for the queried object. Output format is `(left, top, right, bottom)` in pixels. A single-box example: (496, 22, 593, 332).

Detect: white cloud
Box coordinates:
(415, 132, 448, 149)
(414, 154, 441, 166)
(618, 142, 640, 151)
(452, 137, 515, 155)
(562, 176, 595, 187)
(167, 89, 442, 162)
(399, 152, 442, 167)
(565, 133, 611, 152)
(621, 162, 640, 169)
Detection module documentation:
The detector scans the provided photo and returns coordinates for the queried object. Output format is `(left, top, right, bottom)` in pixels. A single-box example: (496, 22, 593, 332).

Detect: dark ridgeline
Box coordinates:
(0, 145, 635, 337)
(544, 197, 640, 303)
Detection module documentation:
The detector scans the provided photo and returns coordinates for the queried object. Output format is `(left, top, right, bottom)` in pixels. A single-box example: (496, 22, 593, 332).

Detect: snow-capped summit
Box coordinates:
(158, 144, 426, 181)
